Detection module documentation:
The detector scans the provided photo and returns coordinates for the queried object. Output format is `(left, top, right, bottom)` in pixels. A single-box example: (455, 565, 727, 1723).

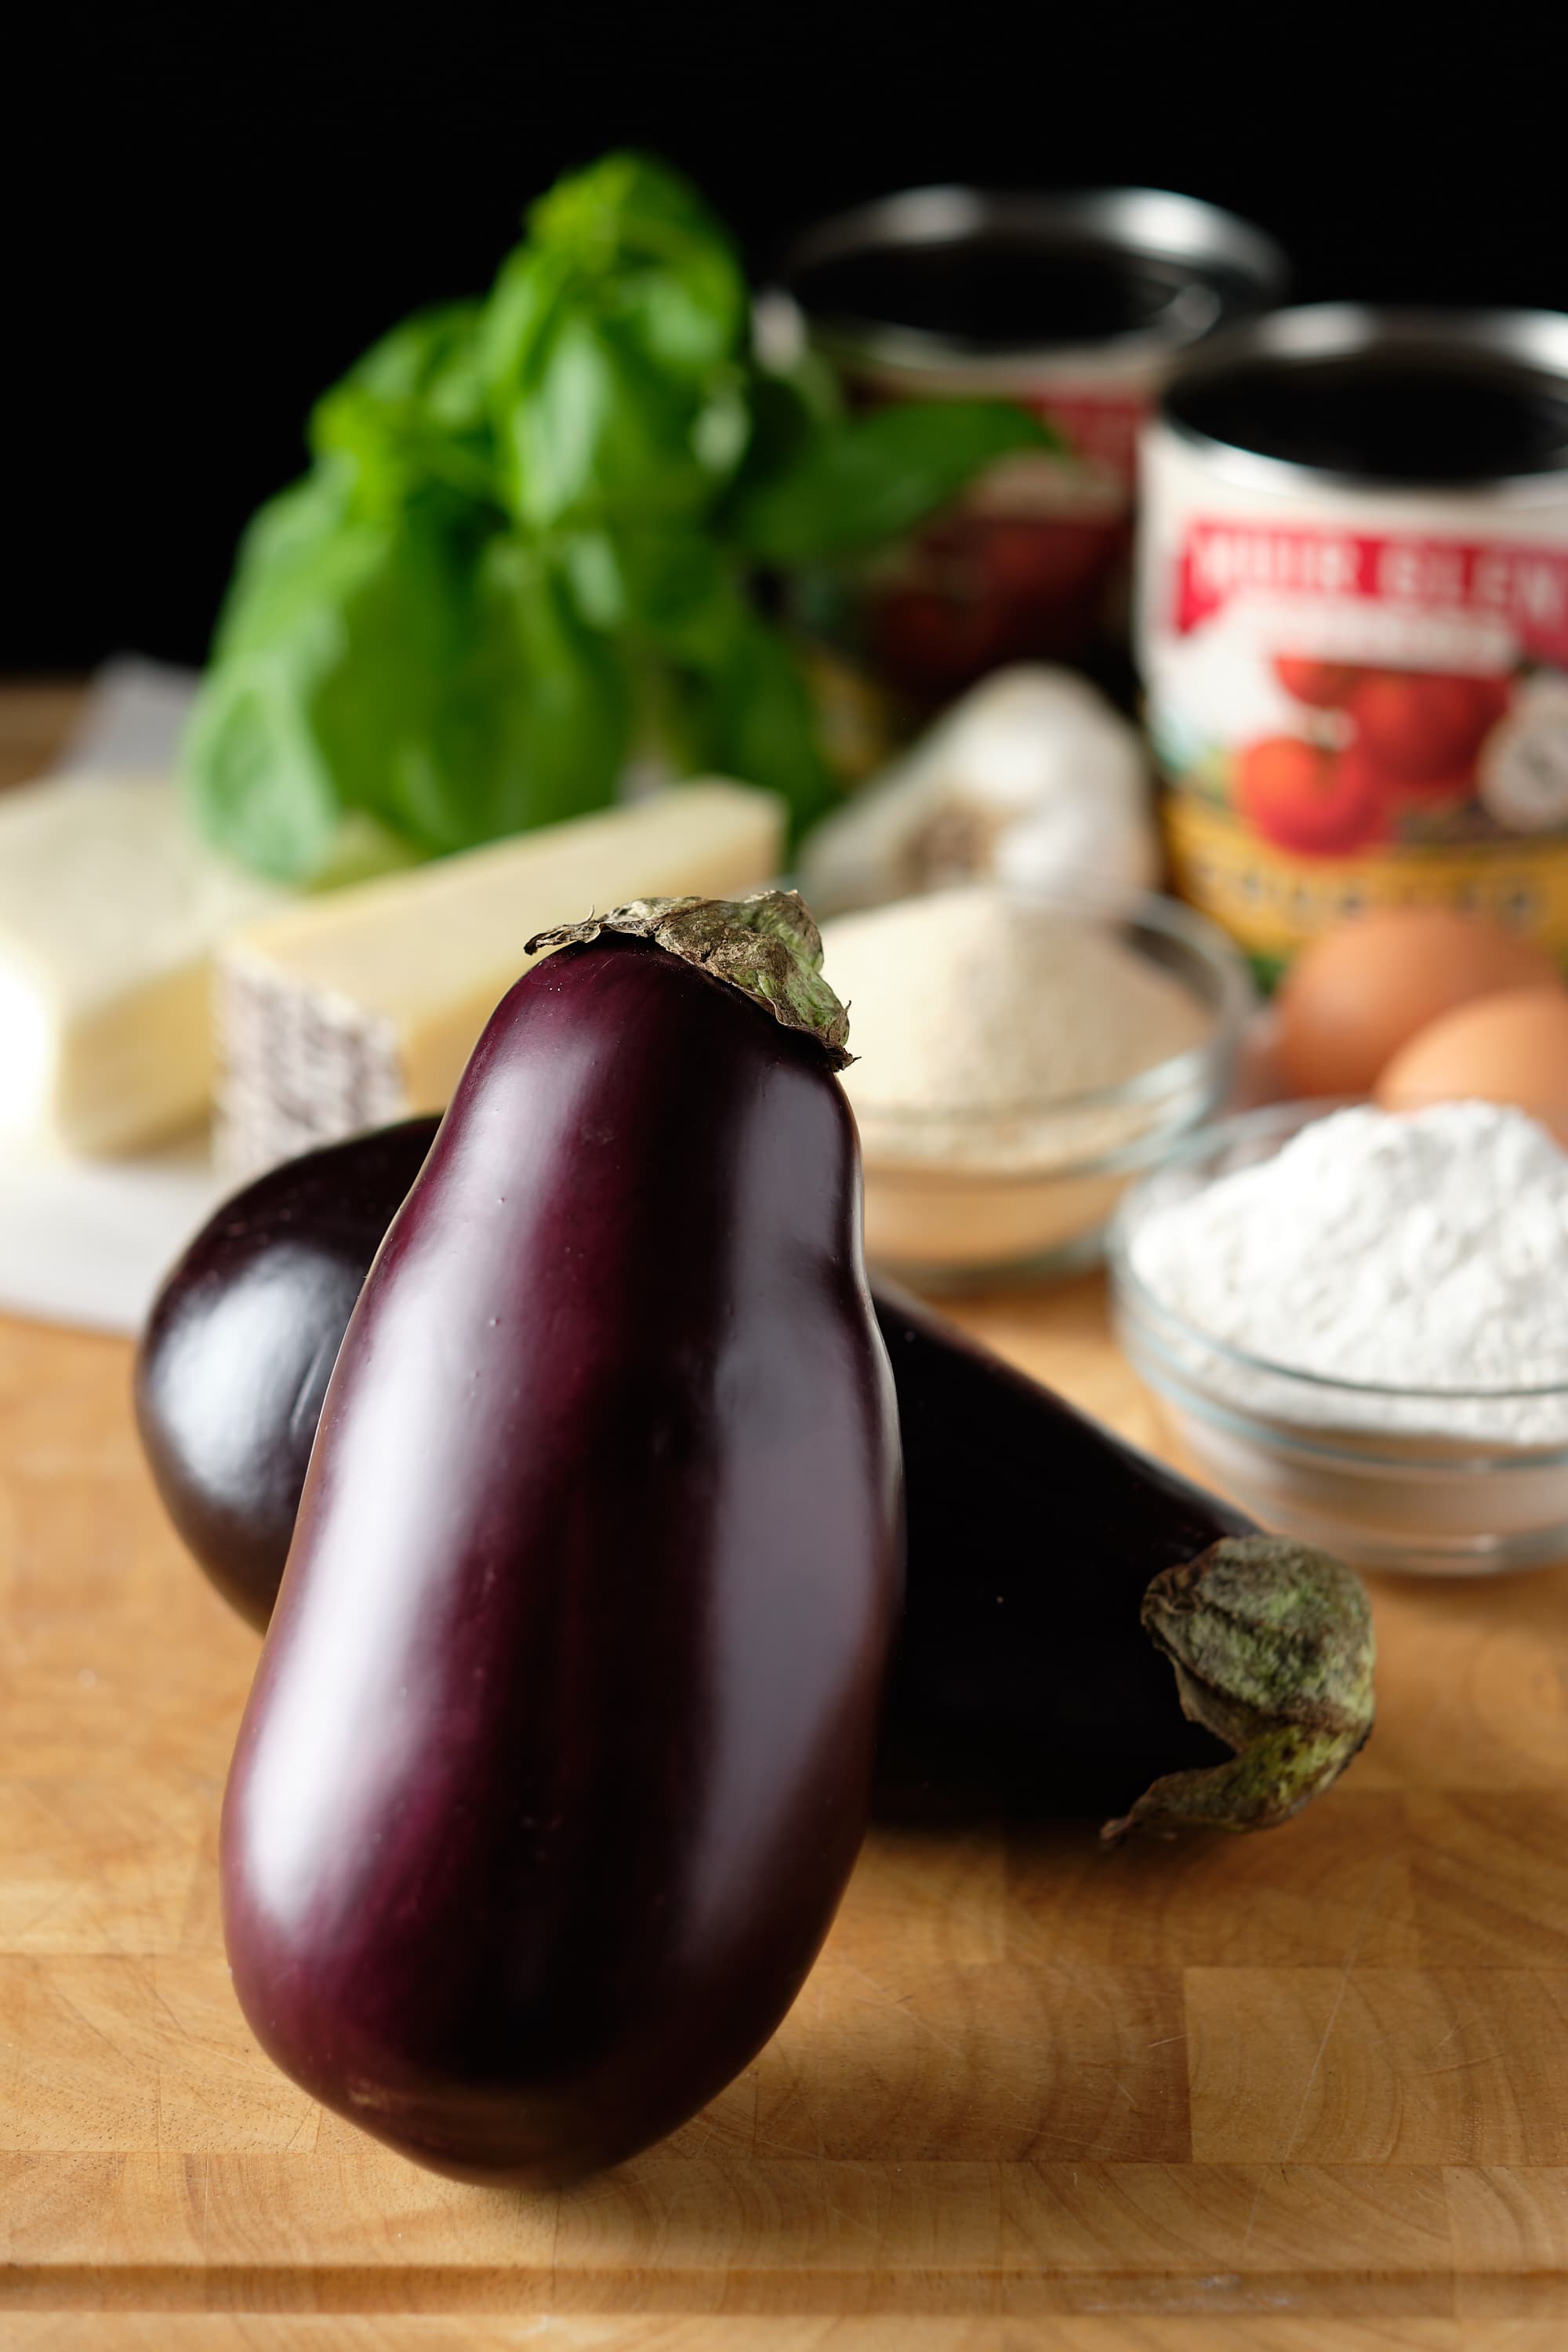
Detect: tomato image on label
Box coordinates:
(1234, 736, 1388, 857)
(1274, 655, 1366, 710)
(1348, 672, 1509, 790)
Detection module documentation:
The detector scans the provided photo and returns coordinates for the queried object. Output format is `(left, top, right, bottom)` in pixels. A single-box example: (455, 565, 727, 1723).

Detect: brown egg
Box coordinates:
(1276, 907, 1562, 1096)
(1377, 987, 1568, 1143)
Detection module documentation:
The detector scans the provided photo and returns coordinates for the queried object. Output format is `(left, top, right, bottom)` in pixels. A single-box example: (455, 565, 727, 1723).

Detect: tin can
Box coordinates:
(777, 186, 1288, 701)
(1139, 306, 1568, 980)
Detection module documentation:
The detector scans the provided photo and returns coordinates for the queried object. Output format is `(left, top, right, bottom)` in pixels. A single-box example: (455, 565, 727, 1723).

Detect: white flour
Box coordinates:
(1130, 1102, 1568, 1444)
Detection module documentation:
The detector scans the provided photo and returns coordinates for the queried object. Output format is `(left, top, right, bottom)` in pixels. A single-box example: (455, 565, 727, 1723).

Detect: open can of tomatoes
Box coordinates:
(1139, 306, 1568, 982)
(775, 187, 1288, 702)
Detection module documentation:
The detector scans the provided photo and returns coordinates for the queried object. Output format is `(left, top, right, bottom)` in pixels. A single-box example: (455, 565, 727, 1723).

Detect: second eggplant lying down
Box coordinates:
(875, 1283, 1374, 1839)
(139, 1126, 1374, 1843)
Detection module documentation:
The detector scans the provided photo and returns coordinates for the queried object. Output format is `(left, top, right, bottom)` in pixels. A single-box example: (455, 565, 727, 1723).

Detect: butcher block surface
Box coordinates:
(3, 691, 1568, 2347)
(7, 1287, 1568, 2349)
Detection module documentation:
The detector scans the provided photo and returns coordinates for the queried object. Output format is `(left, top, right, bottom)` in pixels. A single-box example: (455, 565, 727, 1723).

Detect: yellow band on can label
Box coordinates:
(1164, 793, 1568, 978)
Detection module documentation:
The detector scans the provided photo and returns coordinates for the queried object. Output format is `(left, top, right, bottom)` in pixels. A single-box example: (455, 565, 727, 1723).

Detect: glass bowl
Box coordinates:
(846, 887, 1253, 1291)
(1109, 1098, 1568, 1577)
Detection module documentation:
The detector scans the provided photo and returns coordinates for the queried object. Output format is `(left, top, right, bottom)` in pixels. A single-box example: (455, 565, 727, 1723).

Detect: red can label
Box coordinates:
(1139, 423, 1568, 976)
(1176, 521, 1568, 655)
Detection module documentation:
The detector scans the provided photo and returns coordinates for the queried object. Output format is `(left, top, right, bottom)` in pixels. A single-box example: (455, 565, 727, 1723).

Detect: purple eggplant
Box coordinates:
(872, 1283, 1374, 1840)
(219, 893, 902, 2187)
(136, 1122, 436, 1632)
(146, 1116, 1374, 1852)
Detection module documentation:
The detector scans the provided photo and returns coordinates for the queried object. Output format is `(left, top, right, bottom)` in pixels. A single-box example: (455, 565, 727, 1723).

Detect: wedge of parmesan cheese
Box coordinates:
(0, 773, 285, 1156)
(216, 779, 786, 1174)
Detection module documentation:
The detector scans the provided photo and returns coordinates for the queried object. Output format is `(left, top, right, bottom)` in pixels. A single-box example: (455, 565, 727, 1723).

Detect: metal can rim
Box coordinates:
(1157, 303, 1568, 500)
(772, 184, 1290, 379)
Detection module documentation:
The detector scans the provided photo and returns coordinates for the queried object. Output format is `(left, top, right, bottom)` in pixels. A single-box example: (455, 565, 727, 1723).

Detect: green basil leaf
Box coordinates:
(728, 364, 826, 500)
(311, 303, 498, 509)
(187, 479, 628, 877)
(206, 463, 365, 659)
(563, 527, 739, 667)
(662, 612, 840, 839)
(184, 466, 388, 880)
(190, 152, 1057, 884)
(495, 311, 728, 531)
(524, 151, 746, 377)
(724, 397, 1055, 564)
(557, 525, 837, 831)
(454, 540, 631, 839)
(483, 153, 749, 532)
(298, 494, 493, 856)
(182, 644, 347, 885)
(336, 301, 488, 426)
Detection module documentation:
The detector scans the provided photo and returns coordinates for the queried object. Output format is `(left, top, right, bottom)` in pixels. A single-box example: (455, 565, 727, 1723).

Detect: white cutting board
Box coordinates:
(0, 1133, 227, 1335)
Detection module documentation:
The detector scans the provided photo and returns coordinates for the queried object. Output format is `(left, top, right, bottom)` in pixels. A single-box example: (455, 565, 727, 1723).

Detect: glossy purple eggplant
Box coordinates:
(150, 1117, 1374, 1848)
(872, 1278, 1249, 1821)
(135, 1121, 437, 1631)
(220, 899, 902, 2187)
(871, 1283, 1374, 1838)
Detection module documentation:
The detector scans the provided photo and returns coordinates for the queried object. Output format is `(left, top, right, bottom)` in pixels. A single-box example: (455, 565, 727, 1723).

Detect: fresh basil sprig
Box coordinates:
(184, 153, 1051, 884)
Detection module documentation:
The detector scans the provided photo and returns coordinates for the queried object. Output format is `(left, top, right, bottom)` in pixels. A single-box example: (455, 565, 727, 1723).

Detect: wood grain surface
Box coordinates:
(2, 691, 1567, 2345)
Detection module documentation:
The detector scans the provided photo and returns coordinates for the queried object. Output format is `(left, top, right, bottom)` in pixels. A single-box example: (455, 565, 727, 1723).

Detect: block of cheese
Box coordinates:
(0, 773, 285, 1156)
(216, 779, 786, 1175)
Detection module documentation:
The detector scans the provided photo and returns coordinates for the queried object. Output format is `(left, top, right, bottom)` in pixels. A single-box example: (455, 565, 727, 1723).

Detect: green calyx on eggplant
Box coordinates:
(522, 889, 855, 1068)
(140, 1094, 1374, 1853)
(873, 1283, 1374, 1843)
(212, 889, 902, 2186)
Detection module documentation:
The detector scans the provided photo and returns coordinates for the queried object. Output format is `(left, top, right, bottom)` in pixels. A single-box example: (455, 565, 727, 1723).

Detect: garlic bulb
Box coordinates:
(798, 666, 1160, 916)
(1479, 674, 1568, 833)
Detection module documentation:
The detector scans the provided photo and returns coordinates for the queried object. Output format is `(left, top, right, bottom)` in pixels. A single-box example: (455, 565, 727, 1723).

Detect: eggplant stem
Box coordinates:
(524, 889, 853, 1068)
(1100, 1535, 1376, 1845)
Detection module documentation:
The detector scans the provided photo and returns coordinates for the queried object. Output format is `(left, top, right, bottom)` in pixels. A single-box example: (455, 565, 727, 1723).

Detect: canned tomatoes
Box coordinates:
(1139, 307, 1568, 979)
(779, 187, 1287, 700)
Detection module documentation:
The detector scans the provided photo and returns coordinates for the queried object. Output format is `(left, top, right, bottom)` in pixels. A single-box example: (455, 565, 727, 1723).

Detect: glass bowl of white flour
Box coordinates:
(1110, 1098, 1568, 1576)
(819, 884, 1251, 1290)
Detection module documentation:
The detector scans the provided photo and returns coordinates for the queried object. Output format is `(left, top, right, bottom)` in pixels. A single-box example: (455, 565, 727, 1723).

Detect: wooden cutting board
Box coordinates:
(2, 691, 1567, 2347)
(4, 1283, 1568, 2352)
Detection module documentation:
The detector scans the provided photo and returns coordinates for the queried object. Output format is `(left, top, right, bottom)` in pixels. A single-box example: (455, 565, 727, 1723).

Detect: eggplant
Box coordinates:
(873, 1283, 1374, 1841)
(136, 1122, 437, 1632)
(143, 1113, 1375, 1850)
(218, 892, 902, 2187)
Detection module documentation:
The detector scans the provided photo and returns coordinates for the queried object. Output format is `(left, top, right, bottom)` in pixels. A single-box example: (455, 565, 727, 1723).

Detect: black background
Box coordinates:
(8, 0, 1566, 673)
